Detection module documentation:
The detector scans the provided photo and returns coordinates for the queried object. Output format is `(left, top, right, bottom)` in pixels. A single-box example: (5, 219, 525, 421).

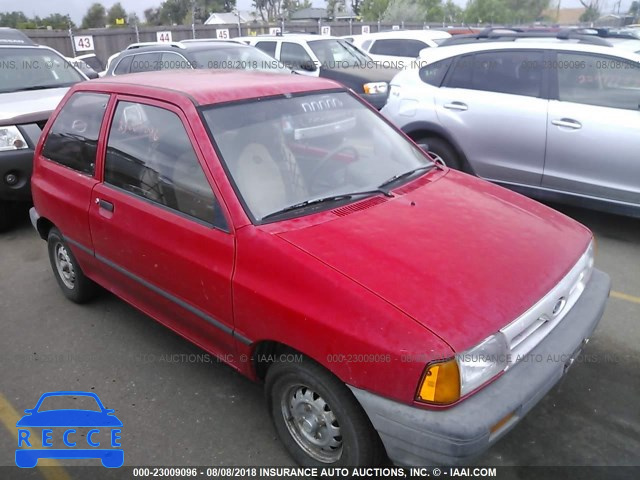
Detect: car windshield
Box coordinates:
(202, 91, 432, 222)
(37, 395, 102, 412)
(0, 47, 84, 93)
(308, 39, 371, 67)
(190, 46, 290, 73)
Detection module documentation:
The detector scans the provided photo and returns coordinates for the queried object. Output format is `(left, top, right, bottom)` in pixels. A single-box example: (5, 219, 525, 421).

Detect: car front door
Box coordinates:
(34, 92, 110, 261)
(436, 50, 548, 186)
(543, 51, 640, 206)
(89, 96, 237, 357)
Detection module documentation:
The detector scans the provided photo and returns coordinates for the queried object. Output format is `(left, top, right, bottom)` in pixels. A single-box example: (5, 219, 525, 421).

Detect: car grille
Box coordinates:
(500, 242, 594, 365)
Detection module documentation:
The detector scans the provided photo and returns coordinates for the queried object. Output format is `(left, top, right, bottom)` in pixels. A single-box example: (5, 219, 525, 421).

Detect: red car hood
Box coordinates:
(277, 171, 592, 352)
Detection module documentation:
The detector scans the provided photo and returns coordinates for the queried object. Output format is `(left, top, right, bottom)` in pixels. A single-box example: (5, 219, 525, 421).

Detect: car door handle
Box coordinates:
(96, 198, 114, 212)
(551, 118, 582, 129)
(443, 102, 468, 111)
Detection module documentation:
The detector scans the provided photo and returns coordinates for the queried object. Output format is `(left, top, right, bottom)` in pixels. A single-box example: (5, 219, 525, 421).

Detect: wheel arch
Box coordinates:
(402, 121, 475, 175)
(35, 216, 55, 240)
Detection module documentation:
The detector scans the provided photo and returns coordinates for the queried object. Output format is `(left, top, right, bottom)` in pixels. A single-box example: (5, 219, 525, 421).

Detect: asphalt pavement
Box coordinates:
(0, 203, 638, 478)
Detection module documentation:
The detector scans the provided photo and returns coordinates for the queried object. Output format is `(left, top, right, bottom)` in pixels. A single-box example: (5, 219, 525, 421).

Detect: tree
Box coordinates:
(144, 8, 163, 25)
(630, 0, 640, 20)
(0, 11, 30, 28)
(579, 0, 600, 23)
(82, 3, 107, 28)
(351, 0, 363, 16)
(160, 0, 191, 25)
(442, 0, 463, 23)
(107, 2, 127, 26)
(327, 0, 346, 18)
(253, 0, 288, 21)
(360, 0, 390, 20)
(40, 14, 75, 29)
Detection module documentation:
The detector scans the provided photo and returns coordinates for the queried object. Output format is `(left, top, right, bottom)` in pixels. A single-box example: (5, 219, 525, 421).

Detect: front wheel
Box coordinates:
(266, 357, 382, 466)
(417, 137, 462, 170)
(47, 227, 98, 303)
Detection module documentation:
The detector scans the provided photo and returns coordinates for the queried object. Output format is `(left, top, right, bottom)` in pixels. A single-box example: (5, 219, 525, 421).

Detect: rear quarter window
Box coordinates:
(419, 58, 452, 86)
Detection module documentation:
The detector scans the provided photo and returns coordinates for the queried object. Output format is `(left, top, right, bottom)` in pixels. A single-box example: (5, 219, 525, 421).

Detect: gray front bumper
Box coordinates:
(350, 269, 611, 466)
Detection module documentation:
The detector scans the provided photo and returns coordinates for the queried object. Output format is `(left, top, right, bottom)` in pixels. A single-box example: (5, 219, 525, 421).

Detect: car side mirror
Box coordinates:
(297, 62, 317, 72)
(24, 409, 34, 414)
(85, 70, 100, 79)
(104, 409, 115, 414)
(418, 143, 430, 152)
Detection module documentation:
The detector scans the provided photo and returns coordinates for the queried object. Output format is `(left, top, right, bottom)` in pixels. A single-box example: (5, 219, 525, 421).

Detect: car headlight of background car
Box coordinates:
(363, 82, 388, 95)
(417, 240, 595, 405)
(0, 126, 28, 152)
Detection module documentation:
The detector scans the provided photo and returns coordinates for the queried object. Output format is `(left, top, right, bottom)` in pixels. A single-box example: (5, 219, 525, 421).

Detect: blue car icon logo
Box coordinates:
(15, 391, 123, 468)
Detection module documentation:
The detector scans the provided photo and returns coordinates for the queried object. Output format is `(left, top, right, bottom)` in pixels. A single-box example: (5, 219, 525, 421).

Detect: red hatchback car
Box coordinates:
(30, 71, 610, 467)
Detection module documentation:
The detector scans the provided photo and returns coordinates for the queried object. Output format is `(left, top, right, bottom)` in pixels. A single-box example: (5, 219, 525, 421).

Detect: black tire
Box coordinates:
(0, 201, 15, 232)
(417, 137, 462, 170)
(265, 356, 382, 467)
(47, 227, 98, 303)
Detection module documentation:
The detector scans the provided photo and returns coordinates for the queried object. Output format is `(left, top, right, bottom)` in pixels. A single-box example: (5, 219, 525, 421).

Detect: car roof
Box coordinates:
(420, 40, 640, 63)
(0, 27, 36, 46)
(246, 34, 339, 42)
(83, 70, 342, 105)
(358, 30, 452, 40)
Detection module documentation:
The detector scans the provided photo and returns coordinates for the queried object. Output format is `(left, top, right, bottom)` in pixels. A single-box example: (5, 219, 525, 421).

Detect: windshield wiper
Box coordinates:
(261, 188, 393, 221)
(377, 165, 436, 191)
(18, 84, 69, 91)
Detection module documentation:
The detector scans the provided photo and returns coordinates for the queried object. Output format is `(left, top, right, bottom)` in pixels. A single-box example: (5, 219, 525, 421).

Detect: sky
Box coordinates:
(0, 0, 635, 25)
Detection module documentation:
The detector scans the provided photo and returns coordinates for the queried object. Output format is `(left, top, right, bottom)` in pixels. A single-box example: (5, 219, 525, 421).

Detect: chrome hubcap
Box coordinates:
(281, 385, 343, 463)
(54, 243, 75, 289)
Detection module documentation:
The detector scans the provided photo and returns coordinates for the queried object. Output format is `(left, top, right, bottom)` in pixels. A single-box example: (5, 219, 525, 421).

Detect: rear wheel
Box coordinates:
(266, 356, 382, 466)
(47, 227, 98, 303)
(417, 137, 462, 170)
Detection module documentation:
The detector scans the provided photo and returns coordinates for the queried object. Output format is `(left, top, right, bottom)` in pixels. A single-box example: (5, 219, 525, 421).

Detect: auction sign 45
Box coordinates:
(15, 391, 123, 468)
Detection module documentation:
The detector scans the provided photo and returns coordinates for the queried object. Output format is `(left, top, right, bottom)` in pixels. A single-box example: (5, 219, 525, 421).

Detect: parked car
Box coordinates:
(382, 41, 640, 218)
(104, 41, 290, 76)
(240, 34, 398, 109)
(0, 28, 86, 230)
(30, 70, 610, 467)
(65, 57, 99, 79)
(74, 53, 104, 75)
(348, 30, 451, 66)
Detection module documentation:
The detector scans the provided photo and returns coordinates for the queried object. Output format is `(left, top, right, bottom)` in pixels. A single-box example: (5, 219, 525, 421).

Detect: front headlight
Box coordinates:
(416, 333, 509, 405)
(457, 332, 510, 396)
(363, 82, 388, 95)
(0, 126, 28, 152)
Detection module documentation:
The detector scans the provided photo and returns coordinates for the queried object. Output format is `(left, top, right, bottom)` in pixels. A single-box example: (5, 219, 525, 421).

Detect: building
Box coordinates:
(204, 12, 249, 25)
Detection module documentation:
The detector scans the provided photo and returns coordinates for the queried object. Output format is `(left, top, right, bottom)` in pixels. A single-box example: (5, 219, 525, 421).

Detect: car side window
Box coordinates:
(41, 92, 109, 175)
(255, 41, 277, 58)
(160, 52, 191, 70)
(370, 39, 427, 58)
(130, 53, 161, 73)
(361, 40, 373, 51)
(556, 52, 640, 110)
(419, 58, 452, 86)
(280, 42, 314, 70)
(113, 55, 133, 74)
(104, 101, 224, 227)
(447, 51, 544, 98)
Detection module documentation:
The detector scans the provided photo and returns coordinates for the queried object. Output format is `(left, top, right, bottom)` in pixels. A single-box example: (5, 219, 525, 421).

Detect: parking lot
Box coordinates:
(0, 201, 638, 474)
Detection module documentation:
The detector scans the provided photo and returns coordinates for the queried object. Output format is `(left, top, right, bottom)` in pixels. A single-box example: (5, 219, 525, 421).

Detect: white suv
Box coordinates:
(382, 40, 640, 218)
(349, 30, 451, 66)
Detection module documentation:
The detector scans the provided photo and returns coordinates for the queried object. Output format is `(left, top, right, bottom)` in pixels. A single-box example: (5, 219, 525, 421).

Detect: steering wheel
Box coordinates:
(309, 145, 359, 194)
